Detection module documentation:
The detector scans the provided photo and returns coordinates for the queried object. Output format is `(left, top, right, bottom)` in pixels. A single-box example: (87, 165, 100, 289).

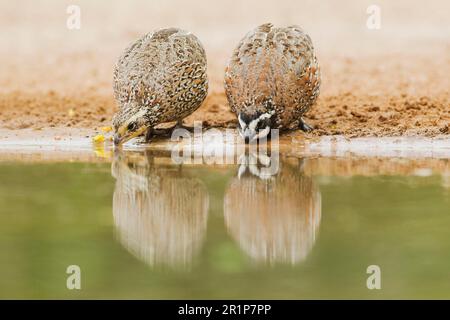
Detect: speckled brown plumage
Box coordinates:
(224, 23, 320, 134)
(112, 28, 208, 144)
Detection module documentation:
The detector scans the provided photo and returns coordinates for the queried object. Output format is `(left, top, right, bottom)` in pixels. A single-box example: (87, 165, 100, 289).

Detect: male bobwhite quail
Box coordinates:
(224, 23, 320, 143)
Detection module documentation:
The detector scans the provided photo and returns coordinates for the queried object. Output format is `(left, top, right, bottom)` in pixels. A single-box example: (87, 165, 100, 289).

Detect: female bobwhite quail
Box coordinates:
(224, 23, 320, 143)
(113, 28, 208, 145)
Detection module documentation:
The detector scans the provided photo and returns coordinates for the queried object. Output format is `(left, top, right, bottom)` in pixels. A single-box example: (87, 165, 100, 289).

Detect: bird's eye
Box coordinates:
(256, 117, 271, 130)
(127, 122, 137, 131)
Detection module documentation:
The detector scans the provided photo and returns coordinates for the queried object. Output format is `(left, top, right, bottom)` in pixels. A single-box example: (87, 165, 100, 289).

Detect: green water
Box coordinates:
(0, 151, 449, 299)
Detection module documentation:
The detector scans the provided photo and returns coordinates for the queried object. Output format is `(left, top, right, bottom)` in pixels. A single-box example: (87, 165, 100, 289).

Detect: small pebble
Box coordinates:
(100, 126, 112, 133)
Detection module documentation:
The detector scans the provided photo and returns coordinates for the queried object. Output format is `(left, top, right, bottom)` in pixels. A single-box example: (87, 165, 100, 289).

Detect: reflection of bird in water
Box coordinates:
(224, 158, 321, 265)
(111, 151, 209, 270)
(237, 152, 279, 180)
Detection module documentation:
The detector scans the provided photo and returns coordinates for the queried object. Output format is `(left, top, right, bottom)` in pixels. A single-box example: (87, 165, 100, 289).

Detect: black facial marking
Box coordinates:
(239, 113, 251, 124)
(240, 111, 273, 128)
(127, 122, 138, 131)
(257, 117, 272, 129)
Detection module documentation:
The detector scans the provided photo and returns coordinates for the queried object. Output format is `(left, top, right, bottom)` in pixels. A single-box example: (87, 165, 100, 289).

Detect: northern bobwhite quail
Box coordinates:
(224, 23, 320, 143)
(112, 28, 208, 145)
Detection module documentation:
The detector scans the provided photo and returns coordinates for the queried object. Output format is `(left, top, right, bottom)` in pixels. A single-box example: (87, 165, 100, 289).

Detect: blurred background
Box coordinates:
(1, 0, 449, 94)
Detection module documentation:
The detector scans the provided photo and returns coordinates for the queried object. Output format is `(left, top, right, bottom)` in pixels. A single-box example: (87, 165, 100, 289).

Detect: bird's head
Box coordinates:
(238, 110, 275, 144)
(113, 108, 150, 145)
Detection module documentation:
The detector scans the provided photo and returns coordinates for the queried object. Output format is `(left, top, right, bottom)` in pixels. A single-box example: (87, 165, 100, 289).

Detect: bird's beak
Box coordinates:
(113, 123, 128, 146)
(113, 126, 147, 146)
(240, 128, 256, 144)
(113, 133, 122, 146)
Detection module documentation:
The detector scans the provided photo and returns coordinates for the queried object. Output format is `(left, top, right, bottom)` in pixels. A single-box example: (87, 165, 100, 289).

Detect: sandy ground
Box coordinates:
(0, 0, 448, 139)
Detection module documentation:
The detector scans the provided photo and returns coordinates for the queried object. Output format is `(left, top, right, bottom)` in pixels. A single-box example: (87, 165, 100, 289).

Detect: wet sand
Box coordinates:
(0, 0, 448, 139)
(0, 127, 449, 160)
(0, 139, 448, 182)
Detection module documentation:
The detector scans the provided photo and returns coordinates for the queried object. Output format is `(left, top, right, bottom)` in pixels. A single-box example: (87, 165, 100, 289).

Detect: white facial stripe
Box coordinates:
(252, 126, 270, 141)
(258, 112, 273, 121)
(249, 119, 259, 131)
(249, 112, 273, 131)
(238, 114, 247, 129)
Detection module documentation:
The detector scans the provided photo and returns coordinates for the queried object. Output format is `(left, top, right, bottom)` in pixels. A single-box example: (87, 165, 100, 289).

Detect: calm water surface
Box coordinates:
(0, 151, 449, 299)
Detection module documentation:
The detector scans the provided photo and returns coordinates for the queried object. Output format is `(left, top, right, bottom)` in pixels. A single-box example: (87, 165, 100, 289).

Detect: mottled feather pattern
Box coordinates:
(224, 23, 321, 129)
(113, 28, 208, 128)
